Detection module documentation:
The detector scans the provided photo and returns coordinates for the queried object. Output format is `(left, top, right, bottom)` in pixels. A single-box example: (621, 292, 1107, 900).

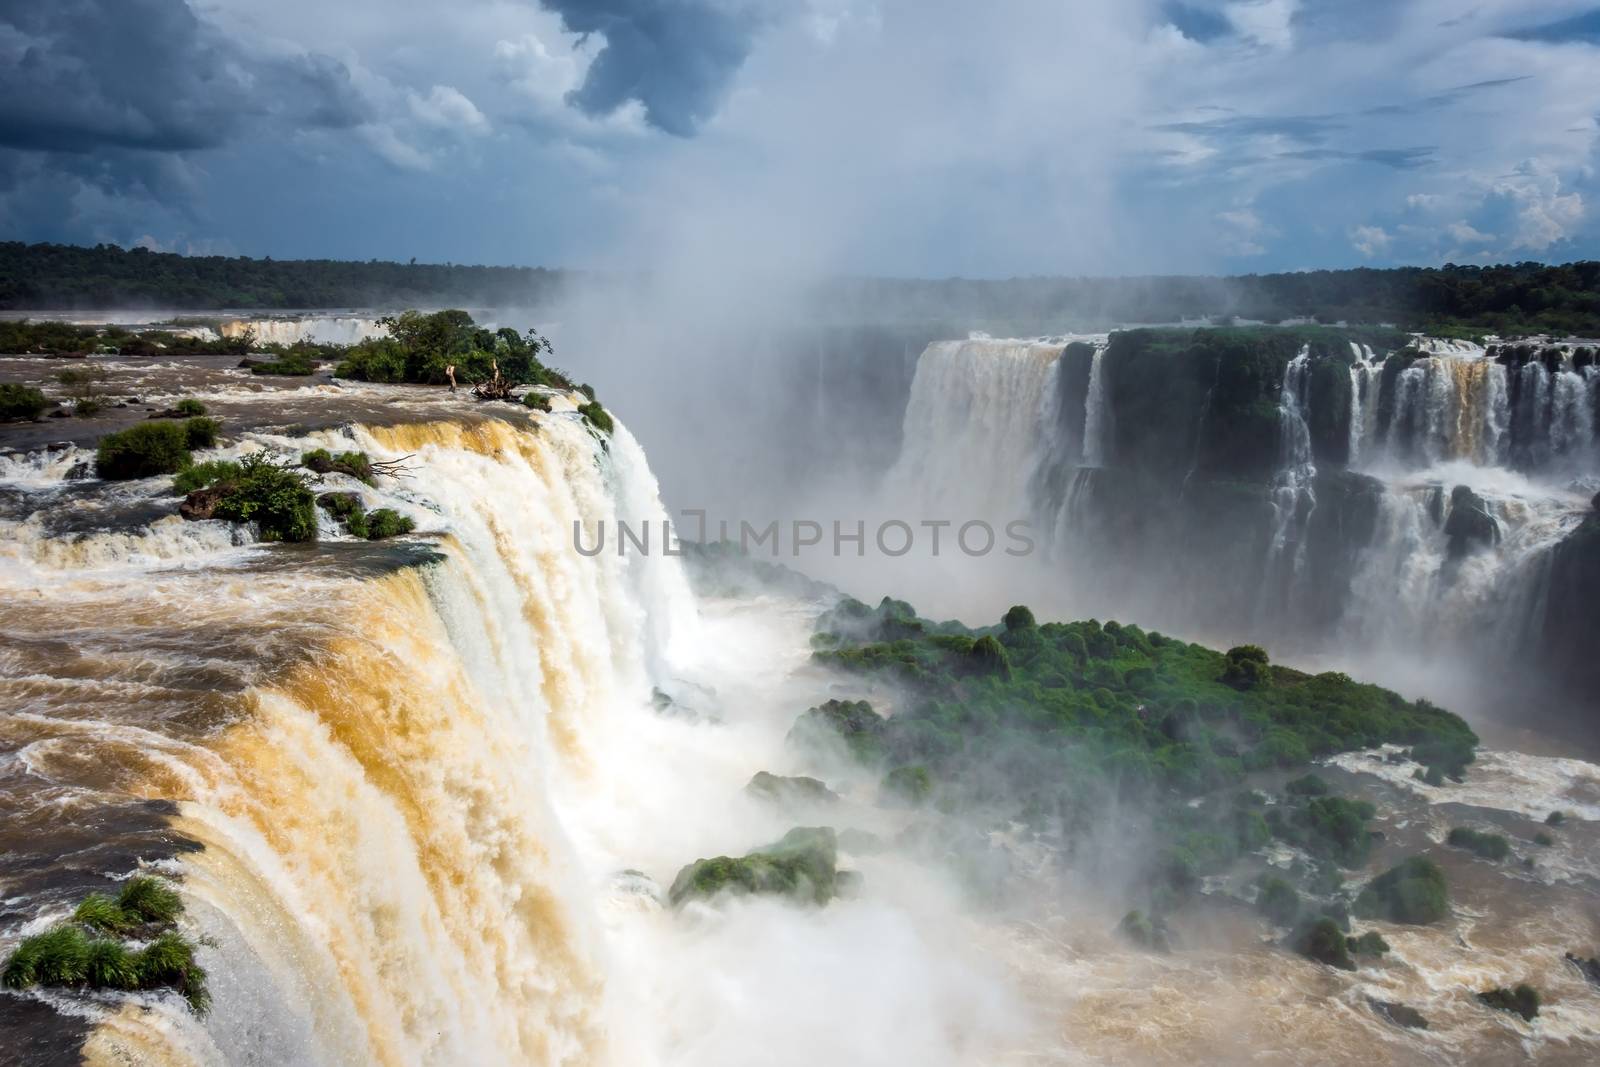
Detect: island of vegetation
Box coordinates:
(798, 595, 1475, 964)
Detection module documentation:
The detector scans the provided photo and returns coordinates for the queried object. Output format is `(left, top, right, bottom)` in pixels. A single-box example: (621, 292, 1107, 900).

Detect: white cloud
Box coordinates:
(408, 85, 489, 135)
(1350, 225, 1392, 257)
(358, 123, 431, 171)
(1218, 208, 1271, 255)
(1405, 193, 1443, 212)
(1445, 220, 1491, 244)
(1493, 160, 1585, 250)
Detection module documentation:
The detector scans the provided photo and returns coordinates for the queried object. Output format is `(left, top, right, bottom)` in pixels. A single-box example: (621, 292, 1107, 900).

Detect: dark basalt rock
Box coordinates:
(1478, 984, 1540, 1022)
(1566, 953, 1600, 987)
(178, 486, 227, 521)
(1368, 998, 1429, 1030)
(1443, 485, 1499, 559)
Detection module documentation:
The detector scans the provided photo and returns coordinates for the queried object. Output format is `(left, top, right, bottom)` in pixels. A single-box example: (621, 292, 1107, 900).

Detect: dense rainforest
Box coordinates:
(3, 242, 1600, 335)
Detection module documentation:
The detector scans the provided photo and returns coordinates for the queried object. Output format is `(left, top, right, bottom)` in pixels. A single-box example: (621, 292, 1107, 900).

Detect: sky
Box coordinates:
(1, 0, 1598, 277)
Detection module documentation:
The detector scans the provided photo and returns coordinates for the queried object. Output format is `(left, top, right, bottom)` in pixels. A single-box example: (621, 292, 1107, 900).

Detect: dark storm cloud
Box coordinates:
(1278, 146, 1436, 170)
(540, 1, 760, 136)
(1505, 9, 1600, 44)
(0, 0, 370, 155)
(1160, 2, 1231, 43)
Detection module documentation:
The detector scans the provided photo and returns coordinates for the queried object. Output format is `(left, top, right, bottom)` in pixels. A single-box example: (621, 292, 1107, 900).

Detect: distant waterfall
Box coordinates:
(1082, 347, 1109, 468)
(887, 338, 1065, 520)
(1258, 348, 1317, 616)
(1347, 344, 1385, 468)
(220, 316, 389, 346)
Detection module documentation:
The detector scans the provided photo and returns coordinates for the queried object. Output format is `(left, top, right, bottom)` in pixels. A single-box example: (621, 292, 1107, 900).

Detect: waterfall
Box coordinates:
(887, 338, 1066, 519)
(220, 317, 390, 346)
(1260, 348, 1317, 611)
(1346, 344, 1386, 468)
(1081, 346, 1109, 468)
(0, 414, 697, 1065)
(1340, 464, 1589, 660)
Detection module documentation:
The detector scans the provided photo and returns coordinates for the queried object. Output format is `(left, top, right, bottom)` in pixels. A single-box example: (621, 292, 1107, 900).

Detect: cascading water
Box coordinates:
(219, 317, 390, 346)
(1081, 346, 1109, 469)
(1255, 348, 1317, 620)
(883, 331, 1599, 700)
(884, 338, 1065, 520)
(0, 411, 702, 1065)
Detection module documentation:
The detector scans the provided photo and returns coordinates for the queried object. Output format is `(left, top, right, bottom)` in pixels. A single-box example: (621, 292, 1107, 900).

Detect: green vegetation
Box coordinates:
(1546, 811, 1567, 826)
(333, 309, 564, 389)
(173, 398, 207, 417)
(6, 244, 1600, 335)
(1292, 917, 1355, 970)
(249, 341, 333, 375)
(1, 876, 209, 1014)
(72, 876, 184, 932)
(1355, 856, 1450, 925)
(1534, 831, 1554, 847)
(1117, 909, 1172, 952)
(524, 391, 553, 412)
(56, 365, 110, 415)
(802, 597, 1475, 921)
(0, 382, 48, 421)
(173, 459, 242, 495)
(787, 699, 888, 763)
(183, 417, 220, 450)
(313, 492, 414, 540)
(1348, 930, 1390, 957)
(1267, 795, 1377, 868)
(365, 508, 414, 539)
(1446, 827, 1511, 862)
(0, 316, 250, 356)
(301, 448, 374, 484)
(881, 764, 933, 805)
(577, 400, 615, 436)
(202, 453, 318, 543)
(96, 422, 192, 479)
(1285, 773, 1330, 796)
(668, 827, 845, 908)
(1256, 876, 1301, 926)
(1478, 984, 1541, 1022)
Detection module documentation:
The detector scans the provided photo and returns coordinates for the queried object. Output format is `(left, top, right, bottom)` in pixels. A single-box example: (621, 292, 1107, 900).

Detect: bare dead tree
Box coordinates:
(371, 454, 419, 480)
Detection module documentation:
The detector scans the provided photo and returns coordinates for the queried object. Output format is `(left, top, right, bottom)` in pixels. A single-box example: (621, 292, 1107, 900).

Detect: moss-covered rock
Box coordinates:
(1355, 856, 1449, 924)
(787, 699, 887, 763)
(1446, 827, 1510, 861)
(1117, 909, 1172, 953)
(880, 765, 932, 805)
(668, 827, 842, 908)
(1292, 917, 1355, 970)
(1443, 485, 1499, 559)
(745, 771, 839, 806)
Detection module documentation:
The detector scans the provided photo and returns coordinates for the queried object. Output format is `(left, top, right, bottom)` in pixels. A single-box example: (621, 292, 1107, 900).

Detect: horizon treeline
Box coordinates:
(2, 241, 1599, 335)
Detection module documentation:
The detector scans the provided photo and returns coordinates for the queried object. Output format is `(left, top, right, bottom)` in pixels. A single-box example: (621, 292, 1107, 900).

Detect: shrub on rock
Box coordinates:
(95, 422, 191, 479)
(1355, 856, 1449, 924)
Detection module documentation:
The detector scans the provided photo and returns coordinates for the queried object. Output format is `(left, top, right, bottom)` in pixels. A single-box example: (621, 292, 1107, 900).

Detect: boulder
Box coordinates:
(1478, 984, 1540, 1022)
(745, 771, 839, 806)
(1367, 998, 1428, 1030)
(668, 827, 841, 908)
(1117, 909, 1172, 953)
(1443, 485, 1499, 559)
(179, 486, 227, 521)
(1566, 953, 1600, 987)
